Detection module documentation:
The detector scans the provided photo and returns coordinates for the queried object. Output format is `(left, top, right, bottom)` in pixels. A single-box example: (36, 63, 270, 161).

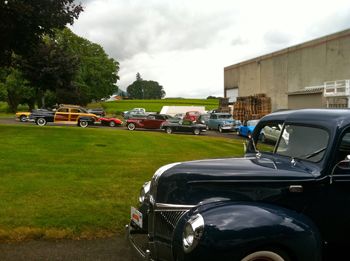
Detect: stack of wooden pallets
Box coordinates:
(233, 94, 271, 122)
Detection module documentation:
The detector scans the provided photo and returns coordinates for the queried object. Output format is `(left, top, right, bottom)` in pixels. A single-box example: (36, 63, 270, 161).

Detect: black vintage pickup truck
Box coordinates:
(126, 109, 350, 261)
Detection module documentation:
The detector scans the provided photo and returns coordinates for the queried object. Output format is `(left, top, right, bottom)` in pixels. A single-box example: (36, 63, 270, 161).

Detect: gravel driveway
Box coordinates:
(0, 235, 134, 261)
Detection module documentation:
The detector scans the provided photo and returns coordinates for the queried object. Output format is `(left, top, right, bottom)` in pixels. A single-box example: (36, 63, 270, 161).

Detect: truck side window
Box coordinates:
(335, 132, 350, 166)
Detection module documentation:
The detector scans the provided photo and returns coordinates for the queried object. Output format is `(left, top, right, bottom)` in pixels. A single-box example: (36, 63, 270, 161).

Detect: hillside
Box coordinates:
(89, 98, 219, 115)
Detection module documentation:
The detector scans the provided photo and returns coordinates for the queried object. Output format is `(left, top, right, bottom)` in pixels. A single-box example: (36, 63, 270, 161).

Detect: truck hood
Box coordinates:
(153, 156, 320, 205)
(165, 156, 319, 178)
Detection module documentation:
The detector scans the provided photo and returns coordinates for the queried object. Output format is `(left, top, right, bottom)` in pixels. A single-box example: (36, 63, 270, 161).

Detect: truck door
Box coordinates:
(322, 130, 350, 253)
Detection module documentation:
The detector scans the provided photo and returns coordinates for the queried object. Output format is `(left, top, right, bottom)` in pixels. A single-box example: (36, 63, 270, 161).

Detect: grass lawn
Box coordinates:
(0, 124, 244, 241)
(91, 98, 219, 115)
(0, 113, 14, 118)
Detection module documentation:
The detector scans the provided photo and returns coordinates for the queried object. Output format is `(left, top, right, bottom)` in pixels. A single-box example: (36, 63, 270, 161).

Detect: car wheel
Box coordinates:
(36, 117, 47, 126)
(241, 250, 290, 261)
(79, 120, 89, 128)
(127, 123, 136, 130)
(218, 126, 223, 133)
(206, 125, 209, 130)
(193, 128, 200, 135)
(19, 115, 27, 122)
(109, 121, 116, 127)
(166, 127, 172, 134)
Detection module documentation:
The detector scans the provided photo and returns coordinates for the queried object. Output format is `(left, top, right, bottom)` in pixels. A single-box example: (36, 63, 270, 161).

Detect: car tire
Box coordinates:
(165, 127, 172, 134)
(19, 115, 27, 122)
(240, 249, 290, 261)
(218, 126, 223, 133)
(193, 128, 200, 135)
(36, 117, 47, 126)
(79, 120, 89, 128)
(206, 125, 209, 130)
(109, 121, 116, 127)
(127, 123, 136, 131)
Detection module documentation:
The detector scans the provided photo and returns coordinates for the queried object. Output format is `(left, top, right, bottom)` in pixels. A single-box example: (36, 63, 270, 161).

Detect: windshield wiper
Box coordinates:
(300, 147, 326, 159)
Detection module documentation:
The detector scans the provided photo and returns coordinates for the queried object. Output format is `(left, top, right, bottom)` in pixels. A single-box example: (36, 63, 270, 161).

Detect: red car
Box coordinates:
(126, 114, 174, 130)
(183, 111, 201, 122)
(97, 117, 123, 127)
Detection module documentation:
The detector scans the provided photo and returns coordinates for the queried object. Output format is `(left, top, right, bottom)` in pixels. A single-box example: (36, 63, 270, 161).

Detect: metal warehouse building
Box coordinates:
(224, 29, 350, 112)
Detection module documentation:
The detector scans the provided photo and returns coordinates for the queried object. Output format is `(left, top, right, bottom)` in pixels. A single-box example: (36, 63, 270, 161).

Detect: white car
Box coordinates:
(260, 124, 289, 145)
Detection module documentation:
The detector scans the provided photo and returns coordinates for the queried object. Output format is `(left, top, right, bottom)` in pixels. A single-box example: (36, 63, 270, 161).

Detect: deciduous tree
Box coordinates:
(127, 73, 166, 99)
(18, 38, 80, 107)
(0, 0, 83, 66)
(55, 28, 119, 104)
(0, 67, 35, 112)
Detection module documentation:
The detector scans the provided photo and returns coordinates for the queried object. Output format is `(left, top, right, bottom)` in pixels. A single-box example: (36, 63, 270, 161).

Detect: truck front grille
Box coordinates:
(154, 210, 187, 240)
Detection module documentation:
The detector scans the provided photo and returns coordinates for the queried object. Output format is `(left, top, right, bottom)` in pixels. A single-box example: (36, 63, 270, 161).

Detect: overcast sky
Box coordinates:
(71, 0, 350, 98)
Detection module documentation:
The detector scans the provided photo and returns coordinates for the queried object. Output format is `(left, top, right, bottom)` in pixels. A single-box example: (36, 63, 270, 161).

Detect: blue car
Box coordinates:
(238, 119, 259, 137)
(207, 113, 238, 132)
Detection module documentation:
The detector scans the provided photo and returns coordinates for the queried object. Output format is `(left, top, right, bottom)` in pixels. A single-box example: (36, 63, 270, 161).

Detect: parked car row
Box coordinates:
(16, 105, 121, 128)
(122, 109, 246, 135)
(125, 114, 206, 135)
(16, 105, 262, 137)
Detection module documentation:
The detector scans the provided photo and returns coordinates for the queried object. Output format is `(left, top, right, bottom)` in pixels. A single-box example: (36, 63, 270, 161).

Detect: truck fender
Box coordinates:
(172, 201, 322, 261)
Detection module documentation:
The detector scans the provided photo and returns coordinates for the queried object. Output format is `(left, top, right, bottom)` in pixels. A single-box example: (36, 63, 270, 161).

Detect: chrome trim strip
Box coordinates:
(155, 203, 195, 211)
(187, 179, 316, 184)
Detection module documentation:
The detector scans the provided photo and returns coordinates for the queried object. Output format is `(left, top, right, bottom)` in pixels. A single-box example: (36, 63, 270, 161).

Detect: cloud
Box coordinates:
(306, 6, 350, 38)
(263, 31, 293, 49)
(73, 0, 237, 60)
(71, 0, 350, 98)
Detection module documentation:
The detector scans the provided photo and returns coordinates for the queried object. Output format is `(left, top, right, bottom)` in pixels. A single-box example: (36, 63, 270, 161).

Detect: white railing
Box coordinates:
(323, 80, 350, 97)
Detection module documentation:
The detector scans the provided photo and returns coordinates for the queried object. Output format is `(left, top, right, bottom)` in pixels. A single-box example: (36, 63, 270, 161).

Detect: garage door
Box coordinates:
(288, 93, 323, 109)
(226, 88, 238, 103)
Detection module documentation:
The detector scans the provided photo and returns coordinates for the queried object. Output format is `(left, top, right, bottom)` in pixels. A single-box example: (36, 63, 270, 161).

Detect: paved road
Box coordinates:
(0, 235, 135, 261)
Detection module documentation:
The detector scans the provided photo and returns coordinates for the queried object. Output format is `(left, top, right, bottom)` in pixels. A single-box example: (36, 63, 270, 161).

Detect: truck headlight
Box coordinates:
(139, 181, 150, 204)
(183, 214, 204, 253)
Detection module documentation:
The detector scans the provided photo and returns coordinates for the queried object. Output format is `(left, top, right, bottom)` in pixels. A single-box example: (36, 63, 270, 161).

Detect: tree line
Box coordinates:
(0, 1, 165, 112)
(0, 27, 120, 112)
(0, 0, 119, 112)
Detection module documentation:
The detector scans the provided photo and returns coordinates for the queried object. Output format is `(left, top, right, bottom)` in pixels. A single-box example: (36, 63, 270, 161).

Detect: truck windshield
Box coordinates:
(276, 125, 329, 162)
